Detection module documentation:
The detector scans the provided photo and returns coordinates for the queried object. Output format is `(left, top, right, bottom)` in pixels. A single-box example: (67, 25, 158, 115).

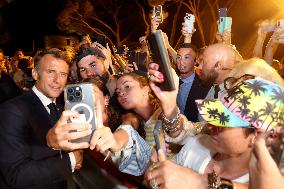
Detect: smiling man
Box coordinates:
(0, 48, 83, 189)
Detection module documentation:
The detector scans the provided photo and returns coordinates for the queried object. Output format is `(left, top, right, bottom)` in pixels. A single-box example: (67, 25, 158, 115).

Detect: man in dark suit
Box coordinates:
(0, 48, 83, 189)
(176, 43, 210, 122)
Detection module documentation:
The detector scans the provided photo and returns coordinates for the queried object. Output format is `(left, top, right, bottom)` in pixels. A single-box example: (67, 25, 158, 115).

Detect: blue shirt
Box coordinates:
(177, 73, 195, 114)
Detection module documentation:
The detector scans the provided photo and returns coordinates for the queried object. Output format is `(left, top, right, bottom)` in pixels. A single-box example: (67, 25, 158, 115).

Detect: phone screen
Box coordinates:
(153, 5, 163, 23)
(95, 35, 107, 47)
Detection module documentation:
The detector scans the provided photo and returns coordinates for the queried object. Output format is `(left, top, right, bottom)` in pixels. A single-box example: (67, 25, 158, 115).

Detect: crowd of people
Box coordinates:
(0, 7, 283, 189)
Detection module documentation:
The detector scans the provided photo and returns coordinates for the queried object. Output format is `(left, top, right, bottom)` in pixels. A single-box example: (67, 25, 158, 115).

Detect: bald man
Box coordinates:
(199, 43, 242, 99)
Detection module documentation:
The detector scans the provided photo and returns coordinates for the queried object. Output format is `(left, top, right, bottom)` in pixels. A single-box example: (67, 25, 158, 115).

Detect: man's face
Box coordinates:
(78, 55, 106, 79)
(199, 48, 218, 86)
(176, 48, 196, 75)
(32, 54, 69, 100)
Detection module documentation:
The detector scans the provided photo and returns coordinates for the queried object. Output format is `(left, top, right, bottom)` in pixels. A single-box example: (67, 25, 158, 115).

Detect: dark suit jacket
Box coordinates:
(0, 72, 22, 104)
(183, 74, 211, 122)
(0, 90, 72, 189)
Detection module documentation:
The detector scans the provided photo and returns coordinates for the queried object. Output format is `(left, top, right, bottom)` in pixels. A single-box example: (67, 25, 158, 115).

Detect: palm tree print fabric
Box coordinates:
(196, 78, 283, 131)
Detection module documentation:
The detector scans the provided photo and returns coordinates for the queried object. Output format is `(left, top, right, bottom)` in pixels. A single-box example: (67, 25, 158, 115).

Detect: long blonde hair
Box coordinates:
(228, 58, 284, 87)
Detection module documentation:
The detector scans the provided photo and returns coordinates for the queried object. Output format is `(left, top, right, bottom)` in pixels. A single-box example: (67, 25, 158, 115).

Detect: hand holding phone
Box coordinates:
(64, 83, 97, 143)
(184, 13, 195, 34)
(153, 5, 163, 23)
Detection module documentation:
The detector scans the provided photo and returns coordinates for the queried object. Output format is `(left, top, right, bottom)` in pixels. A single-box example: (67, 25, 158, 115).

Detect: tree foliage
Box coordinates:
(57, 0, 236, 49)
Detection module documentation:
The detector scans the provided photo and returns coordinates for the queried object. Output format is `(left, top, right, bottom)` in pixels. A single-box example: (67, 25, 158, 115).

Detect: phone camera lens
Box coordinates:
(67, 88, 74, 94)
(68, 95, 75, 102)
(75, 91, 81, 97)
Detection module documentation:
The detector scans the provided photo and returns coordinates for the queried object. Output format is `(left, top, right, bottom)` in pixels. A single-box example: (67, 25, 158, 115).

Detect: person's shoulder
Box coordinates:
(0, 90, 35, 109)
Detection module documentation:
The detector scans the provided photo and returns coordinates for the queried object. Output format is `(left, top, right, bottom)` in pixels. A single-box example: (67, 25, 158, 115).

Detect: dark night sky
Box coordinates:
(1, 0, 65, 55)
(0, 0, 284, 59)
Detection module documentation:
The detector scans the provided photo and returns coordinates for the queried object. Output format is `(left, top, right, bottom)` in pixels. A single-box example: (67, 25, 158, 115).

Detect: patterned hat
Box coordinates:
(196, 78, 284, 131)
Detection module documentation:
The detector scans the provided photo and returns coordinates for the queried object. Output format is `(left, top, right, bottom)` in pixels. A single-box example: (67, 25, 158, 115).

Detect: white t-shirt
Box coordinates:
(175, 134, 249, 183)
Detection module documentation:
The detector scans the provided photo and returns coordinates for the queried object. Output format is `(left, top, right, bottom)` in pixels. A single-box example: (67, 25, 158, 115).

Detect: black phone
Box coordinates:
(126, 50, 136, 64)
(136, 52, 148, 72)
(218, 8, 227, 18)
(117, 45, 126, 55)
(95, 35, 107, 47)
(64, 83, 96, 143)
(147, 30, 176, 91)
(127, 51, 148, 72)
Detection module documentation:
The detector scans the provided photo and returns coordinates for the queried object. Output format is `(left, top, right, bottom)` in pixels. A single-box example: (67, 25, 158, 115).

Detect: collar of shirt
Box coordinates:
(32, 86, 55, 113)
(180, 72, 195, 84)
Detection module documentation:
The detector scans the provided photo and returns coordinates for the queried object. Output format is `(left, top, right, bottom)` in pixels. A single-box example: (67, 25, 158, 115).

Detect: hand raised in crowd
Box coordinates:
(151, 16, 162, 33)
(92, 42, 113, 70)
(145, 149, 207, 189)
(181, 22, 195, 43)
(270, 27, 284, 45)
(249, 130, 284, 189)
(257, 20, 276, 35)
(162, 32, 170, 49)
(216, 30, 231, 45)
(46, 110, 92, 151)
(147, 63, 179, 118)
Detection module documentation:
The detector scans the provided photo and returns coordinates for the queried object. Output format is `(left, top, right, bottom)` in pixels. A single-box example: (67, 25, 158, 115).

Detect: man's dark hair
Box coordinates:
(33, 48, 69, 70)
(179, 43, 198, 54)
(73, 46, 106, 64)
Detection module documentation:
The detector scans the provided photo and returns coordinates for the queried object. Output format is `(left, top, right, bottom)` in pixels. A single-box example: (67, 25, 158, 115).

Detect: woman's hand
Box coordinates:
(249, 131, 284, 189)
(148, 63, 179, 118)
(145, 149, 207, 189)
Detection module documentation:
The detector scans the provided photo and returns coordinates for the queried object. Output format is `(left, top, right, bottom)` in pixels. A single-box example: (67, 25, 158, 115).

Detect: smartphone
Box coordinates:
(184, 13, 195, 33)
(126, 50, 136, 64)
(153, 121, 166, 154)
(153, 5, 163, 23)
(147, 30, 176, 91)
(135, 52, 148, 72)
(218, 17, 232, 33)
(95, 35, 107, 47)
(64, 83, 97, 143)
(117, 45, 128, 55)
(278, 19, 284, 28)
(218, 8, 232, 33)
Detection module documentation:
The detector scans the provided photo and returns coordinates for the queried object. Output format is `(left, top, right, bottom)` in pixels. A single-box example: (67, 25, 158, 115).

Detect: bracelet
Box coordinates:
(219, 178, 234, 189)
(208, 170, 234, 189)
(161, 109, 181, 133)
(161, 108, 181, 124)
(208, 170, 220, 189)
